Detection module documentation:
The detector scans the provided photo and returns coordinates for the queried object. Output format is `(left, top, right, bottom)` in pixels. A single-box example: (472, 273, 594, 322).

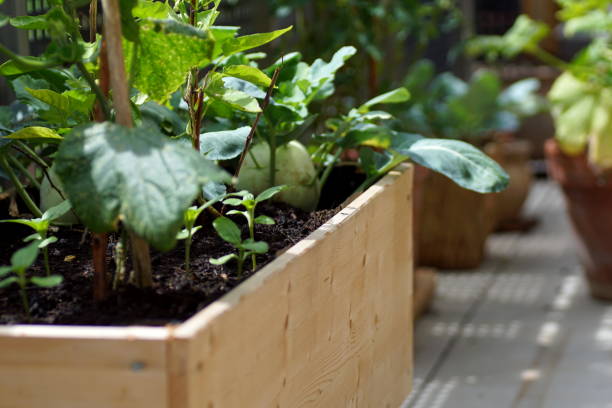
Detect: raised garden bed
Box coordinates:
(0, 164, 414, 408)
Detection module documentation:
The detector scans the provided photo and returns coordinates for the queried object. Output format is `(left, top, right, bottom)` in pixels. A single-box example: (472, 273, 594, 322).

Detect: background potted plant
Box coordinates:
(468, 0, 612, 299)
(393, 62, 542, 268)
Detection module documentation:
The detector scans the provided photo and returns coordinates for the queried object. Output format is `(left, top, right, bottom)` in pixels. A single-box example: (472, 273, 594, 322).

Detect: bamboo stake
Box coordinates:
(101, 0, 153, 288)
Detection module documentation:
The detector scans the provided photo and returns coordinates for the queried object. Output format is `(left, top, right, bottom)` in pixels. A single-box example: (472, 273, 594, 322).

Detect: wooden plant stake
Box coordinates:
(101, 0, 153, 288)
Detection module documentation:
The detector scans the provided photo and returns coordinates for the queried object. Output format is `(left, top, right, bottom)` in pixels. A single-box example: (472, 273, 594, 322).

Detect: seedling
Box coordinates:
(0, 200, 71, 276)
(0, 241, 63, 320)
(222, 186, 285, 270)
(210, 216, 269, 277)
(176, 197, 223, 275)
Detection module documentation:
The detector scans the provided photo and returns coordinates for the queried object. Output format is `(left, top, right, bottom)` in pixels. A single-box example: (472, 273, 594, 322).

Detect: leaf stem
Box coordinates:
(76, 61, 112, 120)
(0, 155, 43, 217)
(318, 147, 343, 191)
(8, 154, 41, 190)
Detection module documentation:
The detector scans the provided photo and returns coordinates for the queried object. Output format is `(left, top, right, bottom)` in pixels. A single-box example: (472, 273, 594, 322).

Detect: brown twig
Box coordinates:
(234, 67, 282, 179)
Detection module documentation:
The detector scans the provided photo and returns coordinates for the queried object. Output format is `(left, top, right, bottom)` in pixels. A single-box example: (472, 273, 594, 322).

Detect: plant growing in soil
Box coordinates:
(466, 0, 612, 168)
(0, 200, 71, 276)
(0, 241, 63, 320)
(222, 185, 286, 270)
(210, 216, 270, 277)
(176, 197, 222, 275)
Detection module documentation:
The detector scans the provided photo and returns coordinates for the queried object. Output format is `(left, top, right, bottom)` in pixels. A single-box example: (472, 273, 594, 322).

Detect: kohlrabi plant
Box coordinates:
(312, 86, 511, 194)
(210, 216, 270, 277)
(466, 0, 612, 169)
(0, 241, 63, 320)
(0, 200, 71, 276)
(221, 185, 285, 270)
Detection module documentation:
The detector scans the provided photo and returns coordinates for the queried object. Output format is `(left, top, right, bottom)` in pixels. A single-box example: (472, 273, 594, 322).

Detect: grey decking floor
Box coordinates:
(402, 181, 612, 408)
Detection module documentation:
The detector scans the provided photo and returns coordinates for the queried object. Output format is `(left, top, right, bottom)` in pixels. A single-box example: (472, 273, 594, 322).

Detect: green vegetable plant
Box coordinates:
(395, 60, 546, 145)
(0, 200, 71, 276)
(221, 185, 286, 270)
(466, 0, 612, 169)
(0, 241, 63, 320)
(176, 197, 223, 275)
(210, 216, 269, 277)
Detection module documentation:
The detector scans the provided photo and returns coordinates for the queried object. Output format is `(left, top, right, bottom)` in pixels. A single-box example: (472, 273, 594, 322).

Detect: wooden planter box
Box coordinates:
(0, 165, 414, 408)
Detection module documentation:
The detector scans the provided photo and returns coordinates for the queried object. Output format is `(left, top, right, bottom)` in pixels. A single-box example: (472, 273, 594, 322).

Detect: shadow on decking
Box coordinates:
(403, 182, 612, 408)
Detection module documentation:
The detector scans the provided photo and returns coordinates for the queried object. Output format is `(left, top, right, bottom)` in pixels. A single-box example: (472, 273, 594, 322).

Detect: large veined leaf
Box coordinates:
(124, 20, 214, 103)
(396, 139, 509, 193)
(223, 65, 272, 88)
(55, 122, 229, 251)
(200, 126, 250, 160)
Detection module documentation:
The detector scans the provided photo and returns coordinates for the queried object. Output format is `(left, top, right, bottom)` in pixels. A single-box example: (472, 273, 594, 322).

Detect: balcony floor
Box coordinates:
(403, 181, 612, 408)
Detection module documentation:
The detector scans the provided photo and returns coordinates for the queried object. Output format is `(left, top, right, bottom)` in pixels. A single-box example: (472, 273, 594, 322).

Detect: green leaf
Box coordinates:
(10, 15, 49, 30)
(256, 185, 286, 203)
(0, 219, 46, 233)
(200, 126, 250, 160)
(359, 88, 411, 112)
(55, 122, 229, 251)
(0, 13, 8, 28)
(4, 126, 63, 142)
(254, 215, 275, 225)
(398, 139, 509, 193)
(124, 20, 214, 102)
(206, 75, 262, 113)
(0, 266, 12, 277)
(210, 253, 238, 265)
(10, 242, 40, 270)
(222, 26, 292, 56)
(242, 239, 269, 254)
(203, 181, 227, 200)
(133, 0, 173, 19)
(176, 225, 202, 240)
(212, 216, 242, 246)
(223, 65, 272, 88)
(37, 236, 58, 249)
(42, 200, 71, 222)
(0, 277, 18, 289)
(120, 0, 139, 42)
(223, 198, 244, 206)
(30, 275, 63, 288)
(0, 56, 59, 76)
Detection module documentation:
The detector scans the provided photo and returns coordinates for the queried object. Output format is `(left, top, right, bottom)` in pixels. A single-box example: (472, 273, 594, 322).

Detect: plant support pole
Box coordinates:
(101, 0, 153, 288)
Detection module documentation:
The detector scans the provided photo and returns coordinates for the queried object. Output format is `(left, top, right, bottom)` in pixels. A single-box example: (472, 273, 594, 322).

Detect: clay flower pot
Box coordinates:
(485, 138, 534, 230)
(545, 139, 612, 300)
(417, 170, 494, 269)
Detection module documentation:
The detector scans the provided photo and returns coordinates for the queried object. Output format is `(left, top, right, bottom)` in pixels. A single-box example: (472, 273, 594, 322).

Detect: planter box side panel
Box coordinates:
(174, 165, 414, 408)
(0, 335, 168, 408)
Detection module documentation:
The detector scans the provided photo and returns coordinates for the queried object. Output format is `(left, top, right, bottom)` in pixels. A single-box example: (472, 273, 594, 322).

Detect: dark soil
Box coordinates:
(0, 202, 339, 326)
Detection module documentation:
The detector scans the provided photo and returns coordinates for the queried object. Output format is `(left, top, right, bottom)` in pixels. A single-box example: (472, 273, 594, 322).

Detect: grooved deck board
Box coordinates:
(403, 181, 612, 408)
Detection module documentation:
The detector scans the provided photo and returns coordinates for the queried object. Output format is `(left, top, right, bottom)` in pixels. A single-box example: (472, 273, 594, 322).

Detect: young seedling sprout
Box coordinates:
(209, 216, 270, 277)
(0, 201, 72, 276)
(176, 197, 223, 275)
(222, 186, 286, 270)
(0, 241, 63, 320)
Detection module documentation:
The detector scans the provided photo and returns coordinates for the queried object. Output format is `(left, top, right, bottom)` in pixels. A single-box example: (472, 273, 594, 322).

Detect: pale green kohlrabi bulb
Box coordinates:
(237, 141, 320, 211)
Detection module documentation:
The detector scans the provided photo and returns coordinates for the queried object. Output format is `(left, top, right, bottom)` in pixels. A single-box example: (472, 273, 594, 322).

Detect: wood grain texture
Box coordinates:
(0, 165, 413, 408)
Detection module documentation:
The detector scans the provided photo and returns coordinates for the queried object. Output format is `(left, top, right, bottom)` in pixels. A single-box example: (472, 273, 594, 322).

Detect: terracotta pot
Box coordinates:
(417, 170, 494, 269)
(545, 139, 612, 301)
(485, 138, 533, 229)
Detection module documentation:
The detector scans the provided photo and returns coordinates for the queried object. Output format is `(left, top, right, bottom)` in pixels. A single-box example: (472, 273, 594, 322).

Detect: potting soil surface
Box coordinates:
(0, 202, 338, 326)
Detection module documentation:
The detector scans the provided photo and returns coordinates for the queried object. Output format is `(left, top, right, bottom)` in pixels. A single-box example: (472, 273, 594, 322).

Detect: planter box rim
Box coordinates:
(0, 164, 412, 340)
